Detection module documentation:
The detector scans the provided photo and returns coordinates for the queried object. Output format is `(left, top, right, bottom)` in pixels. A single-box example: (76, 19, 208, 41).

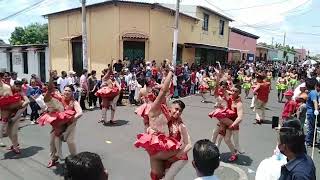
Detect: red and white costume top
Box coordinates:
(134, 104, 182, 156)
(209, 96, 241, 130)
(135, 91, 157, 126)
(0, 83, 22, 109)
(37, 93, 76, 136)
(95, 80, 120, 100)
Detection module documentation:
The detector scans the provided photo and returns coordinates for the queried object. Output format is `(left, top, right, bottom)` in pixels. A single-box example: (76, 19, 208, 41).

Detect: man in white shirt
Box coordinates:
(68, 71, 77, 85)
(10, 72, 21, 86)
(193, 139, 220, 180)
(292, 82, 306, 100)
(57, 71, 70, 93)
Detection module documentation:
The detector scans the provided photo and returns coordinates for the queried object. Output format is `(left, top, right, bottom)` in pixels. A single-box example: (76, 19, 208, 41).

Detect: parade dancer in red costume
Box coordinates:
(209, 85, 244, 162)
(134, 66, 192, 180)
(199, 73, 209, 103)
(95, 62, 121, 125)
(37, 71, 83, 167)
(0, 73, 29, 152)
(0, 80, 29, 154)
(135, 80, 157, 131)
(253, 74, 270, 124)
(210, 80, 230, 148)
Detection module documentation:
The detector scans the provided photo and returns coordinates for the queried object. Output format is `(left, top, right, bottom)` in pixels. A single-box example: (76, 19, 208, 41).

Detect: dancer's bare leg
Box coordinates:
(150, 157, 165, 179)
(65, 122, 77, 155)
(110, 95, 119, 122)
(200, 93, 206, 102)
(100, 108, 107, 123)
(224, 129, 236, 153)
(233, 130, 243, 153)
(7, 117, 20, 147)
(162, 160, 188, 180)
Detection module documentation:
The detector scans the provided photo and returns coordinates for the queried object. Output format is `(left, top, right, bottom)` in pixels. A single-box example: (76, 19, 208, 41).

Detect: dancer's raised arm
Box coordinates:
(44, 71, 55, 102)
(149, 67, 173, 117)
(102, 60, 113, 81)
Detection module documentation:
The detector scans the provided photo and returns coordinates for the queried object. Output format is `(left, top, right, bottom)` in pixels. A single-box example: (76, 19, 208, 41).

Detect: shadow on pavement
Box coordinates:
(18, 123, 34, 130)
(3, 146, 44, 160)
(220, 152, 253, 166)
(103, 120, 129, 127)
(262, 120, 272, 125)
(52, 162, 65, 177)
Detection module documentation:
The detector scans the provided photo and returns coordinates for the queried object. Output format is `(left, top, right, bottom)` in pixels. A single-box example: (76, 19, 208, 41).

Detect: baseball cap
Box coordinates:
(284, 90, 294, 96)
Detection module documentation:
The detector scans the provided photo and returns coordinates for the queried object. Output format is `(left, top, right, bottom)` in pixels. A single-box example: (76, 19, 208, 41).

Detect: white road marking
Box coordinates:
(220, 162, 249, 180)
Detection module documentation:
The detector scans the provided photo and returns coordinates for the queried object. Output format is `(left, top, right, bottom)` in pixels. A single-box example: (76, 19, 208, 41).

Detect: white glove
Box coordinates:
(314, 110, 319, 116)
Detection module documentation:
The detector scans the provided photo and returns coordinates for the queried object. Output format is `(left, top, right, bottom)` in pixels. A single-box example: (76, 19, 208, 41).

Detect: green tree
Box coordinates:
(9, 23, 48, 45)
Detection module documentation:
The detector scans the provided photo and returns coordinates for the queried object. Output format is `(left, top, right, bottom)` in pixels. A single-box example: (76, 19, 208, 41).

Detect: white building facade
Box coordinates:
(0, 44, 49, 82)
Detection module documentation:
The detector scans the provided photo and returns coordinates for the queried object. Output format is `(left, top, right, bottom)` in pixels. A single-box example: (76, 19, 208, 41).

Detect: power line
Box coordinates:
(223, 0, 291, 11)
(0, 0, 48, 22)
(236, 0, 311, 28)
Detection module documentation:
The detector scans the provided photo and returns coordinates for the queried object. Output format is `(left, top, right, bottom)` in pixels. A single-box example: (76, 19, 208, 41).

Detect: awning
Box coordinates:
(184, 43, 228, 51)
(60, 35, 82, 41)
(122, 32, 149, 40)
(228, 48, 250, 53)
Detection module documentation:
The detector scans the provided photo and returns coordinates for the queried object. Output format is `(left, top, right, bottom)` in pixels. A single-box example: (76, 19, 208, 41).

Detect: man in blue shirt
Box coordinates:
(305, 79, 319, 146)
(278, 121, 316, 180)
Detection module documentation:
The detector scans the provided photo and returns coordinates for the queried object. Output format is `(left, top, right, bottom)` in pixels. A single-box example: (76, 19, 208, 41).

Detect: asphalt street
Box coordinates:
(0, 84, 319, 180)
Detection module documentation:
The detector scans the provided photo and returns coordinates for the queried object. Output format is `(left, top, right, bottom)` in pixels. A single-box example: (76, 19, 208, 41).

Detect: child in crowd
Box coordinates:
(128, 75, 138, 105)
(281, 90, 296, 125)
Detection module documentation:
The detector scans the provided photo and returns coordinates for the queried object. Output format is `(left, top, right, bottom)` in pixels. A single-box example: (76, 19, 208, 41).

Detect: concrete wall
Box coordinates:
(0, 47, 49, 81)
(228, 31, 257, 54)
(0, 48, 8, 70)
(48, 3, 230, 74)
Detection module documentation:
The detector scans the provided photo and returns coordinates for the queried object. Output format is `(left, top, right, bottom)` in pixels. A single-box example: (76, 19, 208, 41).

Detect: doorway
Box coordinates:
(123, 41, 145, 62)
(39, 51, 46, 82)
(72, 41, 83, 75)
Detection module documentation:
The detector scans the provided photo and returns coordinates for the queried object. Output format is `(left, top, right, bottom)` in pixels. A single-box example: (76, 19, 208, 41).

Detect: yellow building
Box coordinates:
(45, 1, 232, 74)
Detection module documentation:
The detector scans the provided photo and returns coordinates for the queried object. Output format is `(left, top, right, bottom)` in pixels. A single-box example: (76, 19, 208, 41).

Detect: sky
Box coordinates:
(0, 0, 319, 54)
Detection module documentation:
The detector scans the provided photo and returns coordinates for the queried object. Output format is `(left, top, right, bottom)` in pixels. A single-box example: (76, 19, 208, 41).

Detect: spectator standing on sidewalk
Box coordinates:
(278, 120, 316, 180)
(305, 79, 319, 147)
(10, 72, 20, 86)
(87, 70, 98, 109)
(27, 79, 42, 124)
(57, 71, 70, 93)
(128, 75, 138, 105)
(113, 59, 123, 73)
(80, 69, 88, 110)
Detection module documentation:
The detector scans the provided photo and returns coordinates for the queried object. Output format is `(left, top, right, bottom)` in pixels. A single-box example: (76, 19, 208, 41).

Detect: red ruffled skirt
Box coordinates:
(134, 133, 181, 155)
(0, 94, 21, 108)
(37, 110, 76, 135)
(164, 153, 188, 170)
(208, 108, 237, 120)
(209, 110, 240, 131)
(199, 85, 208, 93)
(135, 103, 151, 125)
(95, 87, 119, 99)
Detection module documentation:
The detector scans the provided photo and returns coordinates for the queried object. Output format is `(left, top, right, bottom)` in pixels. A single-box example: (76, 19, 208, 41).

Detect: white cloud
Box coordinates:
(0, 20, 20, 42)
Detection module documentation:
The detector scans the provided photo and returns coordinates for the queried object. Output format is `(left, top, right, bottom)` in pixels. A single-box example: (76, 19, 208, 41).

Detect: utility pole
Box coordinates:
(81, 0, 88, 70)
(283, 32, 286, 47)
(172, 0, 180, 67)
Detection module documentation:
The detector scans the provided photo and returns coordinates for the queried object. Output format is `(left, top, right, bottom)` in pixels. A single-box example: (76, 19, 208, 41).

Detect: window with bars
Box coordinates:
(219, 20, 225, 35)
(202, 13, 209, 31)
(23, 52, 28, 74)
